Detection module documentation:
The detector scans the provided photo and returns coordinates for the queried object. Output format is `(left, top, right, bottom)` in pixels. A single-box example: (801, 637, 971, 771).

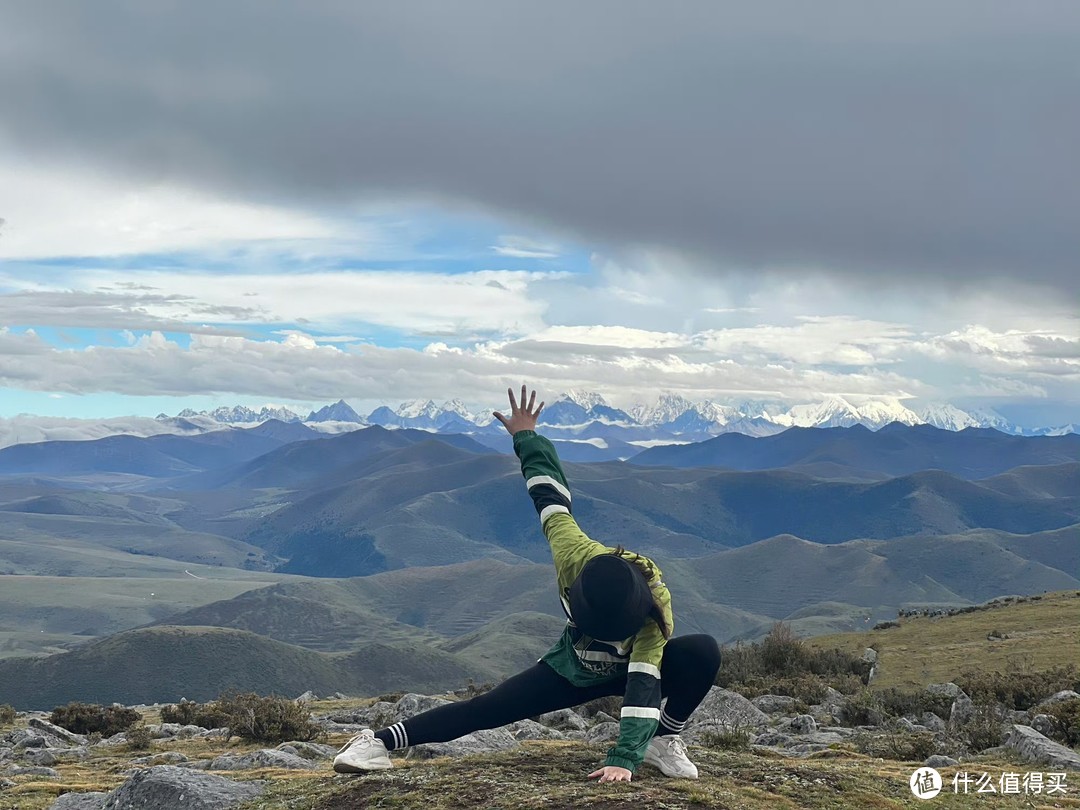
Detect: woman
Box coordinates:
(334, 386, 721, 783)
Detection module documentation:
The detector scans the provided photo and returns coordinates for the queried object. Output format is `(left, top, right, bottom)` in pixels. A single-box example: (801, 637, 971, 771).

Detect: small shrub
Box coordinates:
(1041, 698, 1080, 747)
(955, 700, 1008, 753)
(0, 703, 15, 725)
(126, 724, 153, 751)
(873, 620, 900, 630)
(701, 724, 753, 751)
(956, 664, 1079, 711)
(160, 700, 231, 730)
(50, 702, 140, 737)
(874, 687, 954, 721)
(841, 689, 885, 727)
(849, 730, 938, 761)
(215, 692, 322, 743)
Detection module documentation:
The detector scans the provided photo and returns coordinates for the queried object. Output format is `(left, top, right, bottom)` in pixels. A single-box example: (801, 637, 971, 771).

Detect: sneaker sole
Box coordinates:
(333, 759, 393, 773)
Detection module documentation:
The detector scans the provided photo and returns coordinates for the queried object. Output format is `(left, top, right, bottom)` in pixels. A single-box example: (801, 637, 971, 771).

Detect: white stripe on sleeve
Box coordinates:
(628, 662, 661, 679)
(526, 475, 572, 503)
(539, 504, 570, 524)
(620, 706, 662, 720)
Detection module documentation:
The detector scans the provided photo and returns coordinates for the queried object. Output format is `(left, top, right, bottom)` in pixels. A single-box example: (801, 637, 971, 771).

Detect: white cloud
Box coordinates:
(490, 235, 560, 259)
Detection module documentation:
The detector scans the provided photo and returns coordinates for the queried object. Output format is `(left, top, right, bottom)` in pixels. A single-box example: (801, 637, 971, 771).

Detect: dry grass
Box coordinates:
(807, 590, 1080, 691)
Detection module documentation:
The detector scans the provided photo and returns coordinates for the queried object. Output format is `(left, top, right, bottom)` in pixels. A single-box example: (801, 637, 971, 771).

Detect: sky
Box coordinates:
(1, 2, 1077, 429)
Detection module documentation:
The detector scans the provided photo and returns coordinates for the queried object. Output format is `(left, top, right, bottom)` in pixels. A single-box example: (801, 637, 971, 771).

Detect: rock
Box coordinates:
(180, 760, 213, 770)
(1004, 724, 1080, 771)
(535, 708, 589, 731)
(28, 719, 85, 747)
(275, 741, 336, 760)
(1037, 690, 1080, 708)
(508, 720, 565, 741)
(0, 777, 15, 789)
(332, 692, 350, 700)
(24, 749, 59, 766)
(894, 717, 917, 733)
(861, 648, 878, 664)
(323, 700, 396, 728)
(585, 722, 620, 744)
(48, 793, 109, 810)
(949, 695, 975, 726)
(130, 752, 189, 766)
(6, 765, 60, 777)
(594, 711, 618, 725)
(209, 749, 319, 770)
(101, 765, 264, 809)
(391, 694, 453, 724)
(788, 715, 817, 734)
(920, 712, 947, 733)
(1031, 714, 1057, 737)
(12, 732, 49, 750)
(926, 683, 967, 700)
(409, 727, 519, 759)
(924, 755, 959, 768)
(752, 731, 795, 747)
(752, 694, 798, 714)
(691, 687, 770, 731)
(295, 690, 319, 703)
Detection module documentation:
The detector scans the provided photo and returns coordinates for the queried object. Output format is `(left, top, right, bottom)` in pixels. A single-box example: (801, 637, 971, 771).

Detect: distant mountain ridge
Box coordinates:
(160, 391, 1075, 443)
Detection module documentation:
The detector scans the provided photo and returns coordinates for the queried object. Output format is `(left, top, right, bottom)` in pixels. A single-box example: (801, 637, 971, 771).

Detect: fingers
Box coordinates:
(521, 384, 527, 414)
(507, 387, 518, 412)
(493, 412, 508, 427)
(535, 401, 544, 419)
(527, 389, 536, 413)
(588, 769, 602, 779)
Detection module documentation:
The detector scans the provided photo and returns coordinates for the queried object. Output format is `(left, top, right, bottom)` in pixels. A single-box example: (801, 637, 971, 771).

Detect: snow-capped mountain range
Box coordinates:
(161, 391, 1075, 439)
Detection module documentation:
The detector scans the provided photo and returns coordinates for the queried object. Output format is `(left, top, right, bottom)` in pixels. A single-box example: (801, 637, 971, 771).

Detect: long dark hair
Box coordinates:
(611, 545, 672, 639)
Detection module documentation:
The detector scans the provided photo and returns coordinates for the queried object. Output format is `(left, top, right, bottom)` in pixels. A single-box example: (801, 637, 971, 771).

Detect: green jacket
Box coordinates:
(512, 430, 673, 772)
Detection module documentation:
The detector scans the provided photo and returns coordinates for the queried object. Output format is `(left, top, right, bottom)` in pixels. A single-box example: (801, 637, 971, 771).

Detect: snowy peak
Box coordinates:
(918, 403, 982, 431)
(557, 390, 609, 410)
(395, 399, 440, 420)
(171, 405, 301, 424)
(307, 400, 364, 423)
(631, 393, 696, 426)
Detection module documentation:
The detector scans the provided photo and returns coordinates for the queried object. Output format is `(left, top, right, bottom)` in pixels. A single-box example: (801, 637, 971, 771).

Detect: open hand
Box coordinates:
(493, 385, 544, 436)
(588, 766, 632, 783)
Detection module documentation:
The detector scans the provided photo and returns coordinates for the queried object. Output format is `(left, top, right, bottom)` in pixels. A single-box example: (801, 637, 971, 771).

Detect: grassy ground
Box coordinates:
(806, 590, 1080, 690)
(4, 698, 1079, 810)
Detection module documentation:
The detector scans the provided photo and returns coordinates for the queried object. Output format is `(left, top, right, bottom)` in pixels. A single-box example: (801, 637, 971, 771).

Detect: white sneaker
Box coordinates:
(644, 734, 699, 778)
(333, 729, 393, 773)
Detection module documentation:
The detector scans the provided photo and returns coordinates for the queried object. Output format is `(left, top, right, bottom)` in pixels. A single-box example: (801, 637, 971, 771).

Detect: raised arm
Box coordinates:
(495, 386, 604, 577)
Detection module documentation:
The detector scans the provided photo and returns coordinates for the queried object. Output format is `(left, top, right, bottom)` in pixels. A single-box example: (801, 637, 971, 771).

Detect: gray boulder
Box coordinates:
(130, 752, 189, 766)
(409, 727, 518, 759)
(29, 719, 85, 747)
(209, 749, 319, 770)
(788, 715, 817, 734)
(926, 683, 967, 700)
(101, 766, 264, 809)
(594, 711, 618, 725)
(1037, 690, 1080, 708)
(6, 765, 60, 777)
(323, 700, 395, 727)
(949, 695, 976, 726)
(1004, 725, 1080, 772)
(507, 720, 565, 741)
(1031, 714, 1057, 738)
(861, 648, 878, 664)
(751, 695, 797, 714)
(691, 687, 770, 731)
(295, 691, 319, 703)
(920, 712, 947, 733)
(391, 694, 452, 724)
(585, 722, 621, 744)
(48, 792, 109, 810)
(275, 741, 337, 760)
(924, 755, 959, 768)
(535, 708, 589, 731)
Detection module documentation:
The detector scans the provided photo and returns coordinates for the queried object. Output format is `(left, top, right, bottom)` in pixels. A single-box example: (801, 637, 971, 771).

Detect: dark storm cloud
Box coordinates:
(1, 1, 1078, 293)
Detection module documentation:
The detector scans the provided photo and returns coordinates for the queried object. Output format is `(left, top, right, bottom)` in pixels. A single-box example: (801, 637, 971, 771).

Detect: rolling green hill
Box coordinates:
(0, 625, 492, 710)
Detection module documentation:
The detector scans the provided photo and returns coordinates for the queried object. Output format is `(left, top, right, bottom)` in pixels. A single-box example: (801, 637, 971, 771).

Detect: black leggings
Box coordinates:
(395, 633, 721, 747)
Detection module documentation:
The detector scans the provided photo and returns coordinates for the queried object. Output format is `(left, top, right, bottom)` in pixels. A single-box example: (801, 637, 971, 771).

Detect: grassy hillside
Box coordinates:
(0, 625, 493, 710)
(0, 573, 284, 658)
(807, 589, 1080, 689)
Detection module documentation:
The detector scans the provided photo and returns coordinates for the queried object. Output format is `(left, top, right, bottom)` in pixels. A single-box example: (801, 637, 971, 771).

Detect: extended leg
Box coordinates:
(380, 661, 619, 749)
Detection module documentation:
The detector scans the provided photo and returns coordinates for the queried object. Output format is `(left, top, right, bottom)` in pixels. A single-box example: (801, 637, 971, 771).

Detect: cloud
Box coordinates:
(0, 414, 204, 449)
(491, 235, 560, 259)
(1, 2, 1077, 294)
(1, 269, 563, 336)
